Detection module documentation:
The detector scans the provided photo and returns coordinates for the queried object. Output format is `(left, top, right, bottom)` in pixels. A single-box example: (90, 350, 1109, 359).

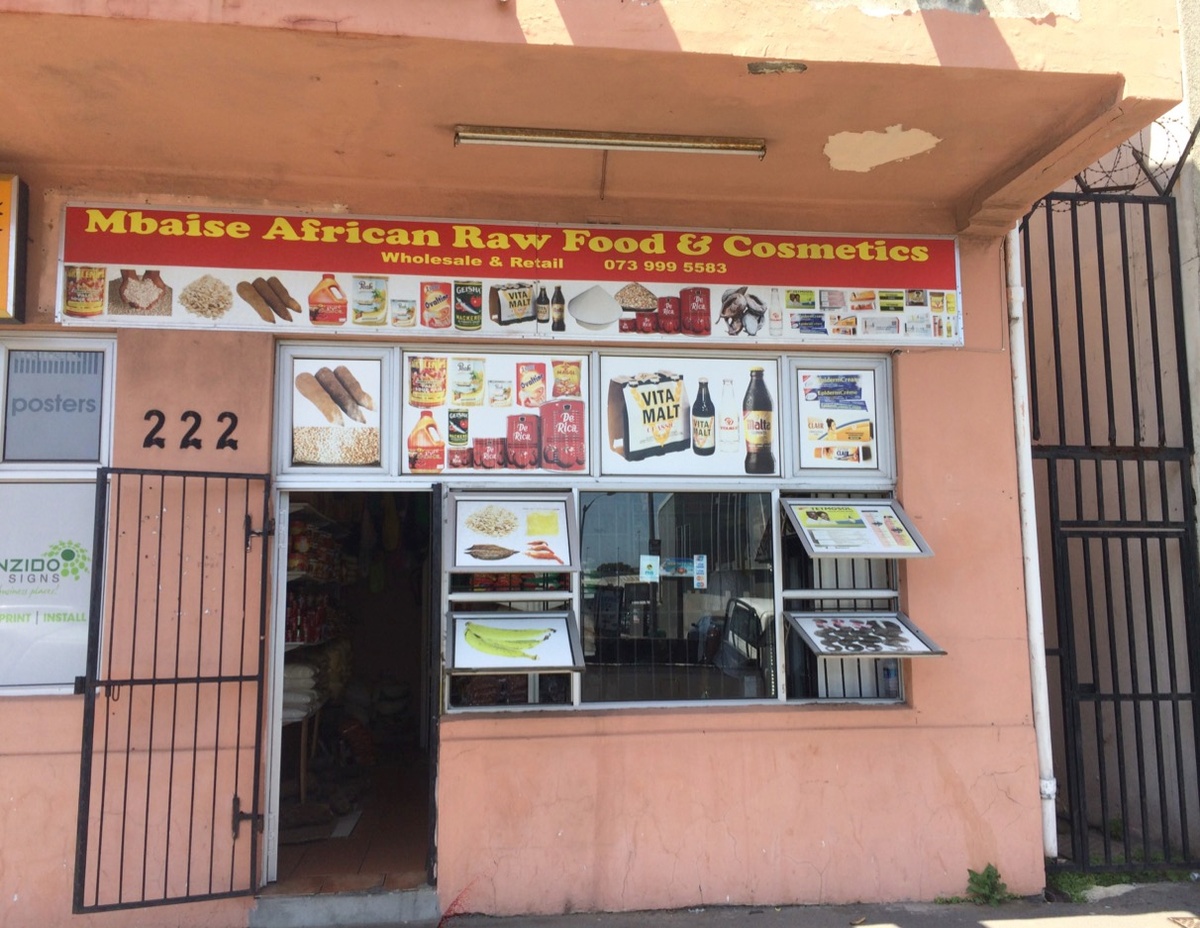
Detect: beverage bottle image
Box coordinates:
(535, 285, 550, 324)
(691, 378, 715, 456)
(742, 366, 776, 474)
(768, 287, 783, 337)
(407, 410, 445, 474)
(308, 273, 348, 326)
(718, 377, 739, 452)
(551, 285, 566, 332)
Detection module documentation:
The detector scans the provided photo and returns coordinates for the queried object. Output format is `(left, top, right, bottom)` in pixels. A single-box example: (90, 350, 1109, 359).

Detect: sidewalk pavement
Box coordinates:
(440, 881, 1200, 928)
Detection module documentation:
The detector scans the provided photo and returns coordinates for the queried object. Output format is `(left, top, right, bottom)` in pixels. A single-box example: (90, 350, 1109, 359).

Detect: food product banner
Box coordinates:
(599, 356, 780, 477)
(0, 482, 94, 689)
(59, 205, 962, 345)
(402, 352, 589, 476)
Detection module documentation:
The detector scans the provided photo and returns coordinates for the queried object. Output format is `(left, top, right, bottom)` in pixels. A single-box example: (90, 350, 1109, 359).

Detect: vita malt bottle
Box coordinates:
(691, 378, 715, 456)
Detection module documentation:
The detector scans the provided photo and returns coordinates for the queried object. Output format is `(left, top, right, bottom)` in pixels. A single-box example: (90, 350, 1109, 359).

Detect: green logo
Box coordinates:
(43, 540, 90, 579)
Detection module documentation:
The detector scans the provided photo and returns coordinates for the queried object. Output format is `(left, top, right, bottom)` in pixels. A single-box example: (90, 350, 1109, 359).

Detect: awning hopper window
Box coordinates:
(448, 610, 585, 673)
(780, 497, 932, 559)
(784, 610, 944, 659)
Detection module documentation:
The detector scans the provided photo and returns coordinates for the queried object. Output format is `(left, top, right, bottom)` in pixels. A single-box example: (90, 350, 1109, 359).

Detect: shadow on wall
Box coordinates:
(916, 0, 1020, 70)
(555, 0, 681, 51)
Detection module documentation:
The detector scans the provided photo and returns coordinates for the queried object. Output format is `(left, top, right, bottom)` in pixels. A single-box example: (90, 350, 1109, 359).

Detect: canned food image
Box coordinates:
(447, 446, 473, 468)
(390, 298, 417, 327)
(64, 266, 108, 317)
(420, 281, 452, 328)
(516, 362, 547, 407)
(447, 408, 469, 446)
(680, 287, 711, 336)
(450, 357, 485, 406)
(454, 280, 483, 330)
(473, 437, 506, 469)
(506, 414, 541, 469)
(657, 296, 680, 334)
(408, 355, 448, 407)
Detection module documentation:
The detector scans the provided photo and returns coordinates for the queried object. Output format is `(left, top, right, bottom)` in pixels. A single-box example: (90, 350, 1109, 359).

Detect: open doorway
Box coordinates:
(270, 490, 434, 894)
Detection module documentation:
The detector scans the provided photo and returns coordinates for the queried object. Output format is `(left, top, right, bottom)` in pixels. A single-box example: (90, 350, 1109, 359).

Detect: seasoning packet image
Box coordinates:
(551, 359, 582, 397)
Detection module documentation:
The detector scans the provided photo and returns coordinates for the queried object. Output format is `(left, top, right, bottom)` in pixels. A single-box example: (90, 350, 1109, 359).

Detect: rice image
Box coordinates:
(292, 426, 380, 466)
(464, 504, 518, 537)
(179, 274, 234, 319)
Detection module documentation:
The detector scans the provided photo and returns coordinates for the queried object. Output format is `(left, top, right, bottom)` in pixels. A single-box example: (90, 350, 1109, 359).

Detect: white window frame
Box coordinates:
(0, 334, 115, 475)
(274, 343, 396, 480)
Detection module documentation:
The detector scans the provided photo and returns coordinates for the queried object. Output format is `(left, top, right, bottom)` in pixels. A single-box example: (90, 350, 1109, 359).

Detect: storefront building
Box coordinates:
(0, 3, 1184, 925)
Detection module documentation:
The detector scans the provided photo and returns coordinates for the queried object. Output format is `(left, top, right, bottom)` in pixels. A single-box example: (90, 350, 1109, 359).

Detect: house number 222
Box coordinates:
(143, 410, 239, 451)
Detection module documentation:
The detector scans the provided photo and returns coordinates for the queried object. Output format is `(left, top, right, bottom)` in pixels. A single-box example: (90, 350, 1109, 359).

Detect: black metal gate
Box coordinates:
(1022, 191, 1200, 872)
(74, 468, 271, 912)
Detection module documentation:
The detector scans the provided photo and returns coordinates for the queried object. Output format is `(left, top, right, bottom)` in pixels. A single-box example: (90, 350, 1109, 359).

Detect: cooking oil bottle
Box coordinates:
(407, 410, 445, 474)
(308, 273, 347, 326)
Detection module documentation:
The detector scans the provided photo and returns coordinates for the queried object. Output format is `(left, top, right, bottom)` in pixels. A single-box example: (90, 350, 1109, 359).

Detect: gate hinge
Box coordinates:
(245, 515, 276, 551)
(232, 794, 264, 839)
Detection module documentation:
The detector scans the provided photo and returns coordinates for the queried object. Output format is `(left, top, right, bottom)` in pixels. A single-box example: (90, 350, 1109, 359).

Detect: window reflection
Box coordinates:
(580, 491, 775, 702)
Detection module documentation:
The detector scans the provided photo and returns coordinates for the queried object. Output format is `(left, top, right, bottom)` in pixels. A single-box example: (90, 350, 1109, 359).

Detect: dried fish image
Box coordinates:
(465, 544, 518, 561)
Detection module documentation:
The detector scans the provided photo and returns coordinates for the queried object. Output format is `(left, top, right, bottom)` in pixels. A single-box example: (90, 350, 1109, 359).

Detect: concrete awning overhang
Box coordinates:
(0, 4, 1181, 239)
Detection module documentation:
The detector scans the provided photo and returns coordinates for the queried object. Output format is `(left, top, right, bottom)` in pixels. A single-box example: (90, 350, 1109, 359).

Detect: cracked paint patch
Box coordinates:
(824, 124, 941, 172)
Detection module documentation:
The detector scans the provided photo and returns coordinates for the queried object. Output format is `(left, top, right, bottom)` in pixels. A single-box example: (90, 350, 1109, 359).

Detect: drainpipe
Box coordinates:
(1005, 223, 1059, 861)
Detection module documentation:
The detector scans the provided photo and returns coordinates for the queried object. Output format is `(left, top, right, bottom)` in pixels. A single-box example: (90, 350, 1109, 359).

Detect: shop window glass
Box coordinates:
(3, 348, 105, 462)
(580, 491, 775, 702)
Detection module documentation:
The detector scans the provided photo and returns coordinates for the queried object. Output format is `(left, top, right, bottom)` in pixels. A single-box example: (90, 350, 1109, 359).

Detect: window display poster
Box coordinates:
(600, 355, 780, 476)
(451, 495, 575, 571)
(450, 613, 581, 671)
(403, 352, 588, 476)
(784, 500, 932, 557)
(0, 482, 94, 688)
(290, 357, 382, 467)
(796, 367, 877, 470)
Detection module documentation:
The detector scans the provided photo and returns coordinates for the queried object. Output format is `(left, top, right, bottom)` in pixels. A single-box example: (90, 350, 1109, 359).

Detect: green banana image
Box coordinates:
(464, 627, 540, 660)
(464, 621, 555, 643)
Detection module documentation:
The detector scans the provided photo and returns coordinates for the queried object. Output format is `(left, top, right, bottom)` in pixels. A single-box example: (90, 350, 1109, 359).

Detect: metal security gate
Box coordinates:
(74, 468, 271, 912)
(1022, 191, 1200, 872)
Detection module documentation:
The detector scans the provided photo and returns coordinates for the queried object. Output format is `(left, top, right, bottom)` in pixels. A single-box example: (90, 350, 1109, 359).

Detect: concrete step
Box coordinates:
(250, 886, 440, 927)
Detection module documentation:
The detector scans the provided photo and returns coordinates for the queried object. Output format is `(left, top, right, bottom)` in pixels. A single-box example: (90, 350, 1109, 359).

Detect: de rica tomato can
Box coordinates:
(540, 399, 586, 471)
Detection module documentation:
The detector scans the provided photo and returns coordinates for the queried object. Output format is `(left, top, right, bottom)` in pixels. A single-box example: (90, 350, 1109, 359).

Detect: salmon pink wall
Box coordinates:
(434, 238, 1044, 915)
(0, 699, 252, 928)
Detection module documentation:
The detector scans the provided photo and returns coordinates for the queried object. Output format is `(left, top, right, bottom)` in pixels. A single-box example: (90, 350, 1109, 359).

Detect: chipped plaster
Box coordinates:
(824, 124, 941, 172)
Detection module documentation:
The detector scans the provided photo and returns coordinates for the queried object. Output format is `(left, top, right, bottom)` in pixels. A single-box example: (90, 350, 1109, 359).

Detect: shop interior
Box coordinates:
(273, 490, 433, 894)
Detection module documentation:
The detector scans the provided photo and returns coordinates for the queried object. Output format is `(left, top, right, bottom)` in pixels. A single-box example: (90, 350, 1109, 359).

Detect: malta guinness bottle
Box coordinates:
(551, 285, 566, 332)
(742, 366, 775, 474)
(691, 378, 715, 456)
